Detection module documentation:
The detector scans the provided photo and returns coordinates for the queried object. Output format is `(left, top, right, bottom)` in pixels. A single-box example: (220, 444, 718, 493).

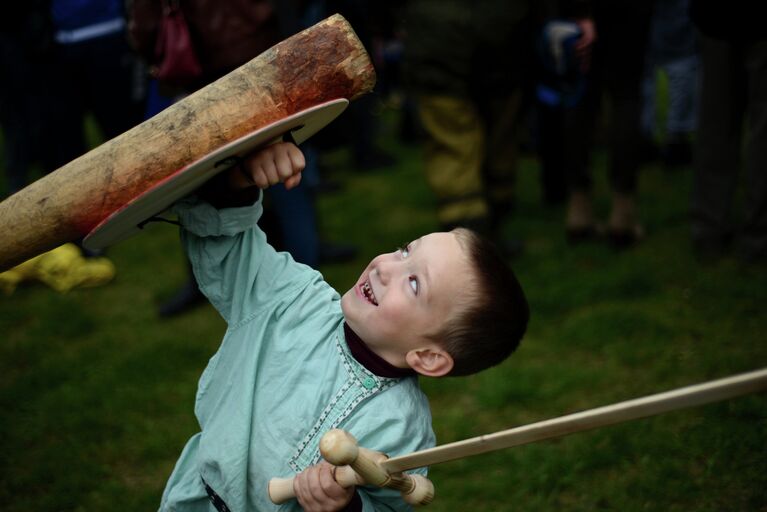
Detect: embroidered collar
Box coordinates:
(344, 323, 416, 378)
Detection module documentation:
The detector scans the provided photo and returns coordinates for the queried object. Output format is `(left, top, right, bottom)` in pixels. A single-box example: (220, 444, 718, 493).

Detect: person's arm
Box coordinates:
(171, 142, 307, 323)
(573, 16, 596, 73)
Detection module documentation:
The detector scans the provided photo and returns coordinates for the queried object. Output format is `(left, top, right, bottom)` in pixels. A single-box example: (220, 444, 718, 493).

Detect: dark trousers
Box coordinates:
(45, 32, 143, 171)
(564, 4, 652, 195)
(691, 34, 767, 257)
(0, 34, 53, 194)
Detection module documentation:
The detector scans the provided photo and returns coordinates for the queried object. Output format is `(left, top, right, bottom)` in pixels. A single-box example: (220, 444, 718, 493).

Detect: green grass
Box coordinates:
(1, 107, 765, 511)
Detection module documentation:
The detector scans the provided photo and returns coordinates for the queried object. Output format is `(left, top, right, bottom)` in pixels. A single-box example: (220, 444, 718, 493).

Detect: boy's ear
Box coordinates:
(406, 347, 454, 377)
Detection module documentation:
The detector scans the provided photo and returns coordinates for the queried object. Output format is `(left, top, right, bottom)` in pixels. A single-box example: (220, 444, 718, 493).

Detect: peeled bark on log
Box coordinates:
(0, 13, 375, 272)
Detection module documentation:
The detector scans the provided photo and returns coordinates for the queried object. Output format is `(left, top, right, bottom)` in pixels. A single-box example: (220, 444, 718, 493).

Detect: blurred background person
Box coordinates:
(2, 0, 144, 269)
(558, 2, 653, 248)
(0, 0, 143, 289)
(403, 0, 534, 256)
(47, 0, 145, 176)
(0, 3, 54, 197)
(533, 11, 591, 208)
(689, 0, 767, 263)
(323, 0, 397, 171)
(640, 0, 699, 169)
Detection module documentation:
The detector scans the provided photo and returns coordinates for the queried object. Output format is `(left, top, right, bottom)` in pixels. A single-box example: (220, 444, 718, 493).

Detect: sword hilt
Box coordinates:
(268, 429, 434, 506)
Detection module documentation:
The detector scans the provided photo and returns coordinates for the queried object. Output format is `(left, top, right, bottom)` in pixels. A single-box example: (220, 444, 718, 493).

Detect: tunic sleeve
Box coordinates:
(171, 193, 314, 324)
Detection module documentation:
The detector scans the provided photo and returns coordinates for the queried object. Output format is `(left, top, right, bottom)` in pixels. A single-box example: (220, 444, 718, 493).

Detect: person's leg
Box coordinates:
(348, 93, 394, 170)
(158, 259, 207, 318)
(641, 65, 658, 141)
(691, 34, 746, 257)
(738, 40, 767, 262)
(562, 69, 601, 241)
(477, 88, 526, 255)
(44, 42, 88, 172)
(481, 88, 523, 228)
(644, 0, 698, 167)
(536, 101, 568, 205)
(605, 83, 647, 246)
(639, 62, 663, 166)
(0, 34, 37, 194)
(661, 54, 699, 166)
(664, 55, 699, 138)
(606, 82, 644, 217)
(588, 3, 651, 247)
(84, 33, 144, 140)
(417, 94, 488, 231)
(641, 6, 661, 145)
(267, 144, 321, 268)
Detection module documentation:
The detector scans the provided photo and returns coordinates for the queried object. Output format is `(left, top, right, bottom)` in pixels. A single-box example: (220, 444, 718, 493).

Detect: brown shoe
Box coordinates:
(565, 191, 602, 244)
(607, 193, 645, 249)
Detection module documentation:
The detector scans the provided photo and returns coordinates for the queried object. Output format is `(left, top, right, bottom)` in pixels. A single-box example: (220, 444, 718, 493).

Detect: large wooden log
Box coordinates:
(0, 14, 375, 272)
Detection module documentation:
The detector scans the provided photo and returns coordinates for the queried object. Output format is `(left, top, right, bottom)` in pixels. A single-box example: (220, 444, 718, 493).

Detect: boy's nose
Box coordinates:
(376, 258, 400, 285)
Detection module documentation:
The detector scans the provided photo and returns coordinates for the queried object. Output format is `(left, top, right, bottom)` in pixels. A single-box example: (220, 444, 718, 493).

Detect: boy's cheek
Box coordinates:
(379, 302, 412, 327)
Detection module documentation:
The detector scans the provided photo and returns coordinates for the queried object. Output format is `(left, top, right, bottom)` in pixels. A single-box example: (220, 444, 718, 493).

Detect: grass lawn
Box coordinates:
(1, 106, 765, 511)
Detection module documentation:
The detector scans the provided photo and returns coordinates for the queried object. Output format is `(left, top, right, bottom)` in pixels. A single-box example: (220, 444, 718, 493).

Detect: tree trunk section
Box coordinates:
(0, 13, 375, 271)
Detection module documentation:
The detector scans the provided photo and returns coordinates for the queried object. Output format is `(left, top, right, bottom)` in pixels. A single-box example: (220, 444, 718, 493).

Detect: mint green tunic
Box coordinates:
(159, 194, 435, 511)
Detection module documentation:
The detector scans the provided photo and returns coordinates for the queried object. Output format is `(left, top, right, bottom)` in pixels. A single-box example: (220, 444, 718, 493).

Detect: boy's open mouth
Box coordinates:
(360, 280, 378, 306)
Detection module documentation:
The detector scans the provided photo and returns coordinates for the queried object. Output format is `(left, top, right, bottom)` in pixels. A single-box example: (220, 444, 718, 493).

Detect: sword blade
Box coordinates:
(382, 368, 767, 474)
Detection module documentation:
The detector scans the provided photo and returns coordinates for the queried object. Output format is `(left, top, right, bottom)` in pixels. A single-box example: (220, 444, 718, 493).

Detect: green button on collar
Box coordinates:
(362, 376, 376, 389)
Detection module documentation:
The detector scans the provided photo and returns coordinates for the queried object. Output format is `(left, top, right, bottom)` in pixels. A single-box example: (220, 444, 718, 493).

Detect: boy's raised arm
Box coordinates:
(172, 141, 308, 324)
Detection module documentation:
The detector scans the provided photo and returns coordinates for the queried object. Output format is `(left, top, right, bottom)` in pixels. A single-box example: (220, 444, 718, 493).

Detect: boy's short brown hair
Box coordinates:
(432, 228, 529, 376)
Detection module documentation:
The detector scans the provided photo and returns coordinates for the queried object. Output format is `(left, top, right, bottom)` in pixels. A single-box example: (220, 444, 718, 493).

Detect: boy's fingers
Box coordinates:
(274, 148, 296, 181)
(230, 142, 304, 191)
(293, 471, 318, 508)
(319, 462, 355, 505)
(319, 463, 351, 499)
(284, 173, 302, 190)
(253, 170, 269, 190)
(286, 143, 306, 173)
(292, 472, 305, 502)
(261, 159, 280, 186)
(293, 463, 353, 511)
(306, 466, 329, 504)
(239, 152, 267, 188)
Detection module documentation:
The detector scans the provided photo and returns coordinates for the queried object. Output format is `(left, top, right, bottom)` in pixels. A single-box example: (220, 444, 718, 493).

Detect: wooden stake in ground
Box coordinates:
(269, 367, 767, 505)
(0, 13, 375, 272)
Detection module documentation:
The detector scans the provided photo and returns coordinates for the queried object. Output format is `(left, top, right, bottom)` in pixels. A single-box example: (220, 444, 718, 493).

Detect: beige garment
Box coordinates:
(418, 91, 521, 227)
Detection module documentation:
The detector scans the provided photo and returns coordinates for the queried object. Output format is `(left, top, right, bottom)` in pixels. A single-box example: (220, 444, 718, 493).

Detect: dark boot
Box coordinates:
(158, 277, 206, 318)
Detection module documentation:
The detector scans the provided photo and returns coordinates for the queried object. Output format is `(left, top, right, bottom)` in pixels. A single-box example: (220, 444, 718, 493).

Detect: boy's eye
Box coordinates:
(399, 245, 410, 258)
(409, 276, 419, 294)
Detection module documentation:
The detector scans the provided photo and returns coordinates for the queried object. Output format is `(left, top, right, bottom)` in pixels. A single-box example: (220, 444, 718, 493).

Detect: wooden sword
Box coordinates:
(268, 367, 767, 505)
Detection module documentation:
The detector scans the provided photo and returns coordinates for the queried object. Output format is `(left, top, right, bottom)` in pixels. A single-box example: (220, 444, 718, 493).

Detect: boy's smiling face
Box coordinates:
(341, 232, 475, 374)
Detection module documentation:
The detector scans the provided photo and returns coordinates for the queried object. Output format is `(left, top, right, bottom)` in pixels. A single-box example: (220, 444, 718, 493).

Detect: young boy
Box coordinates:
(160, 142, 529, 512)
